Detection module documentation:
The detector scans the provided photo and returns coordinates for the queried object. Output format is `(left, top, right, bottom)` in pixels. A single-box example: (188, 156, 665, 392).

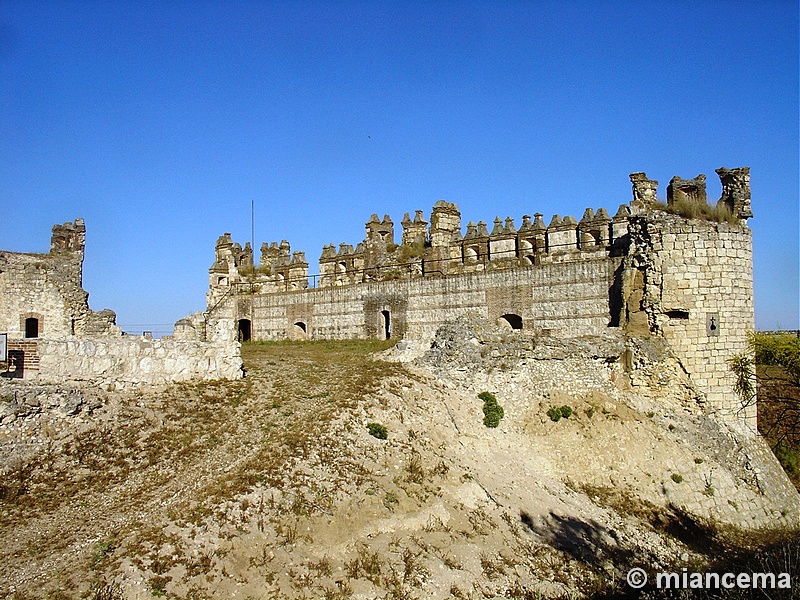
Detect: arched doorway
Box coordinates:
(237, 319, 252, 342)
(293, 321, 308, 340)
(381, 310, 391, 340)
(497, 313, 523, 330)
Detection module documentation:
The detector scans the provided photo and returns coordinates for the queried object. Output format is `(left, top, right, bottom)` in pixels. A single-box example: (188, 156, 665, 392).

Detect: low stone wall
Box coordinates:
(36, 336, 242, 386)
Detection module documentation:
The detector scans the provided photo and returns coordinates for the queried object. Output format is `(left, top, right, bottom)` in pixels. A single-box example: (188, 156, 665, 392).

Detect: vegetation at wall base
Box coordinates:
(731, 331, 800, 489)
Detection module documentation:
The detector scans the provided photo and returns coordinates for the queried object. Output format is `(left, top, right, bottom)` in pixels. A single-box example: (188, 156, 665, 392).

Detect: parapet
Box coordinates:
(206, 166, 752, 295)
(50, 219, 86, 255)
(716, 167, 752, 219)
(667, 174, 707, 206)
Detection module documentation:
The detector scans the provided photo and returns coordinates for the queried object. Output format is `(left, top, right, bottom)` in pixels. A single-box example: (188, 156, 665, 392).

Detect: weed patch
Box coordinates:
(367, 422, 388, 439)
(478, 391, 504, 428)
(547, 405, 573, 422)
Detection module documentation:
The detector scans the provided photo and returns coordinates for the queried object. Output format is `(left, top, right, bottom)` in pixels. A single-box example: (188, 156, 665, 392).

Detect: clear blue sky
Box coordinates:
(1, 0, 797, 334)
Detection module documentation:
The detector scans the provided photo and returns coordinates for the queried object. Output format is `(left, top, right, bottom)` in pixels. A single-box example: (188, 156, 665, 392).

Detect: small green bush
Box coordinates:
(547, 406, 573, 422)
(671, 473, 683, 484)
(477, 391, 496, 403)
(479, 392, 504, 428)
(366, 423, 388, 440)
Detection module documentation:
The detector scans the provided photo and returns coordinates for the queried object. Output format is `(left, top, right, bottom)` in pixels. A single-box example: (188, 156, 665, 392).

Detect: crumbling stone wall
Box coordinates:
(0, 219, 119, 341)
(36, 320, 242, 386)
(1, 221, 242, 384)
(193, 166, 755, 423)
(622, 213, 754, 422)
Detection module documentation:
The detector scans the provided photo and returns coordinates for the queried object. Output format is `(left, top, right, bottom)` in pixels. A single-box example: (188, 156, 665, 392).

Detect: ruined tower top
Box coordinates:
(716, 166, 753, 220)
(629, 172, 659, 209)
(50, 219, 86, 255)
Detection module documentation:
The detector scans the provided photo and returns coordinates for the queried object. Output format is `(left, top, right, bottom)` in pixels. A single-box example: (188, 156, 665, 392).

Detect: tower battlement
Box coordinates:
(208, 167, 751, 294)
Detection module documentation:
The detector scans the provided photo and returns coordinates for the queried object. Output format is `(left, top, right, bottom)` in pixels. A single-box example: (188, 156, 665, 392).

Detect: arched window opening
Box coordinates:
(464, 246, 480, 263)
(335, 261, 347, 285)
(498, 313, 523, 330)
(237, 319, 252, 342)
(25, 317, 39, 338)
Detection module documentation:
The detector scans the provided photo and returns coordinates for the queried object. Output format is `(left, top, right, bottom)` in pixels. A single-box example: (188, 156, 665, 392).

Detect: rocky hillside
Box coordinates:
(1, 320, 798, 599)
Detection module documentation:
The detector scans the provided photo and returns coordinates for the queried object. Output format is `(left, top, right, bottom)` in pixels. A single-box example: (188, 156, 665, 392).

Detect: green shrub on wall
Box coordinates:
(478, 392, 504, 428)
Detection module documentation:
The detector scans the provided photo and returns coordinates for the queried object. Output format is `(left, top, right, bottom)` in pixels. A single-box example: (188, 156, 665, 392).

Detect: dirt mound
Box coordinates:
(1, 336, 798, 599)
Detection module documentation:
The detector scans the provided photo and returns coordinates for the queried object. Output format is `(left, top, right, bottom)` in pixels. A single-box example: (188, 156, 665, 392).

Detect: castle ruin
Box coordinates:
(0, 220, 242, 385)
(178, 167, 755, 422)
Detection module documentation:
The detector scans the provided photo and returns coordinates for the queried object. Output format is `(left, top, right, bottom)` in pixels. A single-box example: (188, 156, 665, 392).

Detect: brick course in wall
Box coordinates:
(4, 339, 40, 378)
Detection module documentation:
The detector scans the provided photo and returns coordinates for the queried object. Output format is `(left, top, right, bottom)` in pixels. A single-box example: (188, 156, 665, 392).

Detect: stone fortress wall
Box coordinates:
(184, 167, 754, 421)
(0, 221, 242, 385)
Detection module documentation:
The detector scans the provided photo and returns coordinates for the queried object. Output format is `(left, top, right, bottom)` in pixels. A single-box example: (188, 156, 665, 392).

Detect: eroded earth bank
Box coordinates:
(1, 318, 798, 599)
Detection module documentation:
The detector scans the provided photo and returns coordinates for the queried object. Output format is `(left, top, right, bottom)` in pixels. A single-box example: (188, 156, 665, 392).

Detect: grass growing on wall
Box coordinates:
(654, 198, 740, 225)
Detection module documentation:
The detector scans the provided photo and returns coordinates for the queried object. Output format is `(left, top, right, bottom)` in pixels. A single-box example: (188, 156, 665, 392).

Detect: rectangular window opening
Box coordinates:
(666, 310, 690, 320)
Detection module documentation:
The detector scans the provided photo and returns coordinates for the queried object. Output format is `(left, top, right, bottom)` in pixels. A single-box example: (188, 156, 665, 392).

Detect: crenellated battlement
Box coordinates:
(207, 233, 309, 307)
(207, 167, 752, 295)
